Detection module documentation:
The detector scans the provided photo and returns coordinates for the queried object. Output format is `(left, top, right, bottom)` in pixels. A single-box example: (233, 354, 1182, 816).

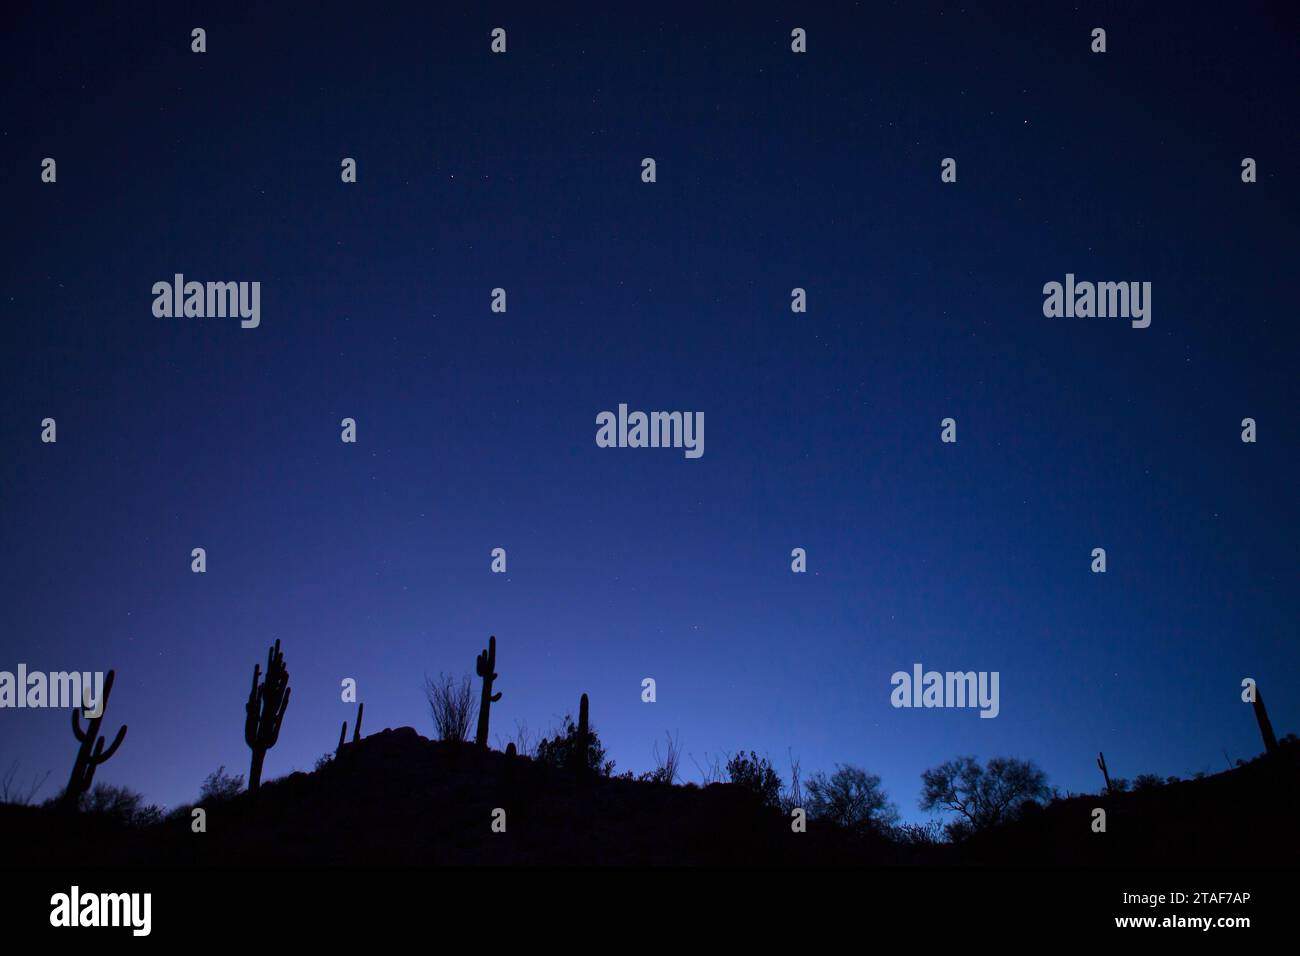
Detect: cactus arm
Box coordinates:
(100, 670, 116, 706)
(96, 724, 128, 763)
(244, 663, 262, 746)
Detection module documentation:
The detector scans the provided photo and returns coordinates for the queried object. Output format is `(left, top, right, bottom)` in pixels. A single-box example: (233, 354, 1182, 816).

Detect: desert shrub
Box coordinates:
(726, 751, 782, 810)
(891, 819, 945, 846)
(79, 783, 163, 827)
(535, 713, 615, 776)
(199, 766, 244, 802)
(1132, 773, 1163, 791)
(943, 818, 975, 842)
(644, 731, 682, 785)
(804, 764, 899, 834)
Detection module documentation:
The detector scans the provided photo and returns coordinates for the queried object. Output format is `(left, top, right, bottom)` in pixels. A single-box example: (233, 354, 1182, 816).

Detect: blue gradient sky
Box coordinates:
(2, 2, 1296, 821)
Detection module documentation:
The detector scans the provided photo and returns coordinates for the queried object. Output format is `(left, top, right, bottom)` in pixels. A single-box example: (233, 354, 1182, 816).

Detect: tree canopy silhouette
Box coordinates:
(805, 764, 900, 834)
(920, 756, 1048, 835)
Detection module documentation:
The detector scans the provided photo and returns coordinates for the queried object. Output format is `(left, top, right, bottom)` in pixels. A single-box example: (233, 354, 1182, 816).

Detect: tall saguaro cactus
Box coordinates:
(474, 636, 501, 748)
(245, 639, 291, 792)
(1096, 751, 1113, 794)
(576, 693, 590, 775)
(63, 670, 128, 810)
(1253, 686, 1279, 756)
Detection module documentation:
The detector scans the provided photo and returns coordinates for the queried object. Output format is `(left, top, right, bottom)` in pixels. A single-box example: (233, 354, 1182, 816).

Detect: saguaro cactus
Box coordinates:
(1253, 686, 1279, 756)
(1096, 752, 1112, 794)
(576, 692, 590, 775)
(245, 639, 291, 792)
(336, 703, 364, 757)
(63, 670, 128, 809)
(474, 636, 501, 748)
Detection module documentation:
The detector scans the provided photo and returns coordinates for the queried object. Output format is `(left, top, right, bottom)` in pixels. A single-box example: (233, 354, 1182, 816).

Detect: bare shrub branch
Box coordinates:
(780, 749, 804, 814)
(650, 730, 682, 785)
(424, 672, 476, 742)
(1, 761, 50, 806)
(494, 718, 537, 757)
(689, 750, 728, 785)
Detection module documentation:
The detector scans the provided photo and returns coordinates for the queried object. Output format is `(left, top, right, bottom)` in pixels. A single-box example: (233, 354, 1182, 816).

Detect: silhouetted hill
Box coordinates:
(4, 728, 893, 866)
(5, 728, 1296, 866)
(954, 743, 1300, 866)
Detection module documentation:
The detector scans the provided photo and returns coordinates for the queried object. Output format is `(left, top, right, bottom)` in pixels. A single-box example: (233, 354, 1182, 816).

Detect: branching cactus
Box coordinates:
(63, 669, 128, 810)
(245, 639, 291, 792)
(1096, 752, 1112, 794)
(474, 636, 501, 748)
(335, 703, 364, 758)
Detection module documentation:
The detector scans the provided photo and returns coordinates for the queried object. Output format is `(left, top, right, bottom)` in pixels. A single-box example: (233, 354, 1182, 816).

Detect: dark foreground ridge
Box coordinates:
(6, 728, 1298, 866)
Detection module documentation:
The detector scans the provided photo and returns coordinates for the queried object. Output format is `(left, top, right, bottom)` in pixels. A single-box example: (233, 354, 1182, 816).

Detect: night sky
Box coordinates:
(2, 2, 1296, 822)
